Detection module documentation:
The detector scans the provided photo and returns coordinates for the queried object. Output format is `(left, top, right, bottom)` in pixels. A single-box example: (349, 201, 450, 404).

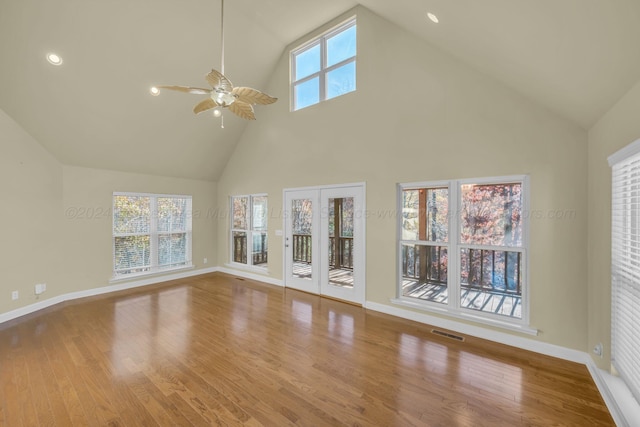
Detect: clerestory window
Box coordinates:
(291, 18, 356, 111)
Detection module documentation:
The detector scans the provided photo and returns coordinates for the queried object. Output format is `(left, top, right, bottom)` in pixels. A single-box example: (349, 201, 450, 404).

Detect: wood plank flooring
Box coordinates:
(0, 273, 614, 426)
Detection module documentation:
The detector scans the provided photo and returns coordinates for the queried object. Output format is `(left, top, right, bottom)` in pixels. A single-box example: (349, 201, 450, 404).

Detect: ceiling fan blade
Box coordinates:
(228, 101, 255, 120)
(156, 85, 212, 95)
(193, 98, 217, 114)
(232, 87, 277, 105)
(205, 69, 234, 91)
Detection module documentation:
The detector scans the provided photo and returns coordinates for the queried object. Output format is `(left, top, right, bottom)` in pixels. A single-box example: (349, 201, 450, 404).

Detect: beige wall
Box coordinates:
(1, 108, 218, 316)
(217, 7, 589, 350)
(62, 166, 218, 294)
(587, 78, 640, 369)
(0, 109, 64, 314)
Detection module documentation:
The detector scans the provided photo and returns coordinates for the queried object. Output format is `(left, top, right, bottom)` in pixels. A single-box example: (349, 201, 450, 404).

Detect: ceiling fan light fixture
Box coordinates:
(150, 86, 160, 96)
(427, 12, 439, 24)
(213, 90, 236, 107)
(153, 0, 277, 122)
(46, 52, 63, 65)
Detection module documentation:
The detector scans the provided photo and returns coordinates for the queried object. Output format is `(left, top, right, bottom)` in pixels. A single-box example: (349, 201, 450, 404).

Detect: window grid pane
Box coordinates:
(230, 194, 268, 268)
(295, 77, 320, 110)
(295, 44, 321, 81)
(113, 193, 192, 278)
(398, 177, 527, 325)
(291, 18, 356, 111)
(401, 243, 448, 305)
(460, 182, 523, 247)
(326, 61, 356, 100)
(232, 196, 249, 230)
(326, 25, 356, 67)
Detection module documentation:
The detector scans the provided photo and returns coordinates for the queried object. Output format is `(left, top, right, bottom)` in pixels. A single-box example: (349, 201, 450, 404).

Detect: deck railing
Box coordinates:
(233, 233, 268, 265)
(402, 245, 521, 295)
(292, 234, 353, 269)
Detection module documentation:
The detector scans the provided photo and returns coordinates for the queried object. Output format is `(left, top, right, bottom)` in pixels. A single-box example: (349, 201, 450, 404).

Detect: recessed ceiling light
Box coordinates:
(427, 12, 439, 24)
(150, 86, 160, 96)
(46, 53, 63, 66)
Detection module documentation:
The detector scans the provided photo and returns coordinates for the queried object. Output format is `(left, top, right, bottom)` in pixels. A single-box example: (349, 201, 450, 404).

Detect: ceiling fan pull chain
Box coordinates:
(220, 0, 225, 76)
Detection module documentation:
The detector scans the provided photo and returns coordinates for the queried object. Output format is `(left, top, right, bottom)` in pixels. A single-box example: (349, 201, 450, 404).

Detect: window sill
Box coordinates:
(391, 297, 538, 336)
(110, 264, 194, 284)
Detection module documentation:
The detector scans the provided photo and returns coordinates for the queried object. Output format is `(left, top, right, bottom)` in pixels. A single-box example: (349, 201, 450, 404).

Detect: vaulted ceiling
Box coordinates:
(2, 0, 639, 181)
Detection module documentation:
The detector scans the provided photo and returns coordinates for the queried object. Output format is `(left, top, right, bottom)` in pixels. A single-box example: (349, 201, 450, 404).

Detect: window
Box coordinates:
(112, 193, 192, 279)
(291, 18, 356, 110)
(231, 194, 268, 269)
(397, 176, 529, 328)
(609, 139, 640, 404)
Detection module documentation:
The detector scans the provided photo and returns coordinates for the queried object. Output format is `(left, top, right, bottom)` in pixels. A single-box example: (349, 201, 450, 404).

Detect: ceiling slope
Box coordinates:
(1, 0, 639, 181)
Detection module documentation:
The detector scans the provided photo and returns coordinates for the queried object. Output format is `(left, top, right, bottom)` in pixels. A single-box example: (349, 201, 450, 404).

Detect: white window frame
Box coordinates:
(111, 192, 193, 281)
(290, 17, 357, 111)
(229, 194, 268, 270)
(393, 175, 534, 334)
(608, 138, 640, 405)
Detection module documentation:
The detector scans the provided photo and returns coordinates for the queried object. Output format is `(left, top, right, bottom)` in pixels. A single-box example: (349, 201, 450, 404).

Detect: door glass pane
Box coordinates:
(292, 199, 313, 280)
(328, 198, 354, 288)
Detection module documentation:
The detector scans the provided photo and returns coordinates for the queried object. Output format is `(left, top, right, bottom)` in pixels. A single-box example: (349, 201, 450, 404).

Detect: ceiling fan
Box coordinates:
(153, 0, 277, 124)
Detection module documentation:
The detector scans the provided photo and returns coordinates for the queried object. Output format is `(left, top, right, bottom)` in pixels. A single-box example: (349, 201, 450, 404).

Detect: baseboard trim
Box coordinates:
(587, 362, 640, 427)
(216, 266, 284, 287)
(365, 300, 636, 426)
(364, 301, 587, 363)
(0, 267, 219, 325)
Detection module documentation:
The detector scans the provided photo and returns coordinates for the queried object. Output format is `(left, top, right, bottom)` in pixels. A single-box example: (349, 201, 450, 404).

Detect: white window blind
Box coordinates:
(113, 193, 192, 279)
(609, 140, 640, 405)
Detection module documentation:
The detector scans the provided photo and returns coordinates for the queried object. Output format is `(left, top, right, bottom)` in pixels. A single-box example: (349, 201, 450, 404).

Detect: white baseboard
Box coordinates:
(365, 301, 588, 363)
(216, 266, 284, 287)
(365, 300, 637, 426)
(587, 362, 640, 427)
(0, 267, 218, 325)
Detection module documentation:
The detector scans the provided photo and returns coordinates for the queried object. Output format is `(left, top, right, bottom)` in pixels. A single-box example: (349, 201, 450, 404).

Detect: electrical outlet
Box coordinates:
(11, 291, 19, 300)
(35, 283, 46, 295)
(204, 258, 208, 264)
(593, 343, 603, 358)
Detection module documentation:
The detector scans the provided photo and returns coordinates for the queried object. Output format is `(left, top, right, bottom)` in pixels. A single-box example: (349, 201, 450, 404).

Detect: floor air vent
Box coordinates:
(431, 329, 465, 342)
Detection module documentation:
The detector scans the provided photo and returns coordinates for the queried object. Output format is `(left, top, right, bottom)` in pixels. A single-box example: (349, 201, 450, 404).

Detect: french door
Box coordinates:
(284, 184, 365, 305)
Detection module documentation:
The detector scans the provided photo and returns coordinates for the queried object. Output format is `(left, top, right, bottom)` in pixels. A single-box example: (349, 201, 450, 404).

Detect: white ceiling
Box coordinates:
(2, 0, 640, 181)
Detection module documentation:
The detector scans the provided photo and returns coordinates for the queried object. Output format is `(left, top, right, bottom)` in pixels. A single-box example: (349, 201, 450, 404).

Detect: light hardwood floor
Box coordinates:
(0, 273, 614, 426)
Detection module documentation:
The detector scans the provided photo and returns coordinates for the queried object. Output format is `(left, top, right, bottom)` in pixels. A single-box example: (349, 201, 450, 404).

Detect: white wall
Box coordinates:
(216, 7, 589, 350)
(0, 108, 218, 316)
(62, 166, 218, 294)
(587, 78, 640, 369)
(0, 109, 64, 314)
